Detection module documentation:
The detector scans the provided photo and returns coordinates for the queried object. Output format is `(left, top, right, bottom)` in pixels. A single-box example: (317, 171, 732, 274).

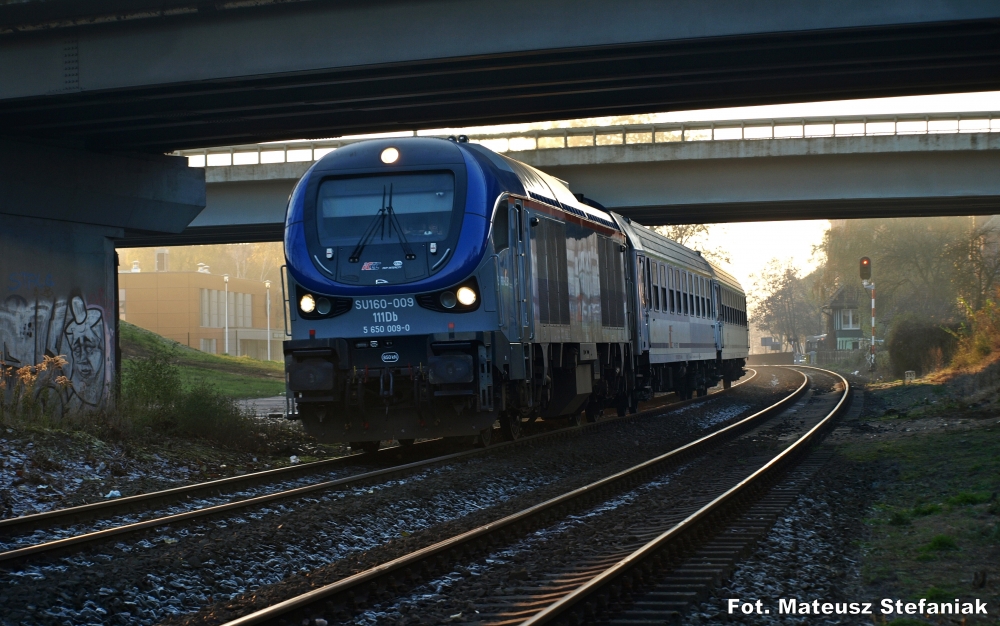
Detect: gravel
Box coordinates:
(0, 369, 802, 626)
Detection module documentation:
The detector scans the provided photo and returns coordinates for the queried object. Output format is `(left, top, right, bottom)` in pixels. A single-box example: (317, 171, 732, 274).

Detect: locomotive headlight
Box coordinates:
(439, 291, 457, 309)
(299, 293, 316, 313)
(380, 147, 399, 164)
(456, 286, 477, 306)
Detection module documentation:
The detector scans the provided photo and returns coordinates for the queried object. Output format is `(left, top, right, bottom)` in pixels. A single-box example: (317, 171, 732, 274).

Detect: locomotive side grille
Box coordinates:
(598, 235, 625, 327)
(536, 217, 569, 325)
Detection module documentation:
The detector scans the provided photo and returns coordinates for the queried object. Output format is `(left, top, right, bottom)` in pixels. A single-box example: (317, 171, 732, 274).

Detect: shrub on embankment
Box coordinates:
(1, 347, 275, 452)
(950, 297, 1000, 371)
(120, 349, 271, 450)
(886, 314, 957, 378)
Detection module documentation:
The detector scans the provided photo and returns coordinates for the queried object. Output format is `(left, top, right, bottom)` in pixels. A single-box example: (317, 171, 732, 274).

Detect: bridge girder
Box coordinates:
(1, 1, 999, 152)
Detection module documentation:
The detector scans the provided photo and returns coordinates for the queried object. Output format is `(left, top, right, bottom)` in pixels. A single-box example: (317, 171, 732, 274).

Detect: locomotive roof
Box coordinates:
(463, 143, 620, 232)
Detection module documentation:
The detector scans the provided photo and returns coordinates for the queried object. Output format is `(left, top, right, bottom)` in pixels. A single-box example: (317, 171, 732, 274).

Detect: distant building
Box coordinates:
(822, 285, 864, 350)
(805, 334, 827, 352)
(118, 265, 282, 360)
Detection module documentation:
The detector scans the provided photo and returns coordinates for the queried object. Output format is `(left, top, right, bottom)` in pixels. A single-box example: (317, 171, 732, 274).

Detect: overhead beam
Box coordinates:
(0, 139, 205, 233)
(0, 1, 998, 151)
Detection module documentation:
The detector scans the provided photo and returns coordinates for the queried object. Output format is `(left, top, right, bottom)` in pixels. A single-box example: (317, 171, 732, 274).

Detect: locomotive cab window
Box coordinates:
(317, 172, 456, 246)
(492, 201, 509, 251)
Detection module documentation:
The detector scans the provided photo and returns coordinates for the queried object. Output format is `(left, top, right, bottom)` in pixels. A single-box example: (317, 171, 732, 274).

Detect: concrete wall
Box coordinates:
(0, 214, 120, 413)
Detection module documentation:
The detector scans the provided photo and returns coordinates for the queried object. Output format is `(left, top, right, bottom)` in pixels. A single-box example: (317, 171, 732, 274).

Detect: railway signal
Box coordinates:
(860, 257, 875, 371)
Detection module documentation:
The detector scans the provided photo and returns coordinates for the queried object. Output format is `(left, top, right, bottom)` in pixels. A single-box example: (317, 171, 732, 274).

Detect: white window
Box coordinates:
(840, 309, 861, 330)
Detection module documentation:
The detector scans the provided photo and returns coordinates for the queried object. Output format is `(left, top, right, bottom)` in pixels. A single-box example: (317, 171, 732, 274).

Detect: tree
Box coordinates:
(817, 216, 983, 325)
(653, 224, 732, 266)
(750, 260, 820, 354)
(946, 218, 1000, 311)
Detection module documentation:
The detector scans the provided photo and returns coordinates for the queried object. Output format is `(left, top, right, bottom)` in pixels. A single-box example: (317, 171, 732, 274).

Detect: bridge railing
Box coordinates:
(177, 111, 1000, 167)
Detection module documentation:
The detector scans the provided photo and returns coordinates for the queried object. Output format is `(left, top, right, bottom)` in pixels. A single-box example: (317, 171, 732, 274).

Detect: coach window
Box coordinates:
(680, 272, 687, 315)
(685, 273, 691, 316)
(667, 266, 673, 313)
(689, 273, 695, 316)
(637, 258, 646, 309)
(660, 265, 667, 313)
(652, 262, 660, 311)
(701, 278, 707, 317)
(674, 268, 682, 315)
(646, 260, 653, 310)
(679, 272, 685, 315)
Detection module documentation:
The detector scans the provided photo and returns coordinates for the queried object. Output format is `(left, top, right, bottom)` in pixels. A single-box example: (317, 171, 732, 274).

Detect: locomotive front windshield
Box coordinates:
(317, 172, 456, 246)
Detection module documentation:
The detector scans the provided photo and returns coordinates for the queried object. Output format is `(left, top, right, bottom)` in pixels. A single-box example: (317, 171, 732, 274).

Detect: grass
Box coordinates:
(840, 425, 1000, 606)
(121, 322, 284, 399)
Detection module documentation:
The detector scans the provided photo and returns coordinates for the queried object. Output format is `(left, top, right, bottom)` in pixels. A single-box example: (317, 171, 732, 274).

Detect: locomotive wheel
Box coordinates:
(477, 427, 493, 447)
(723, 376, 733, 390)
(569, 412, 583, 427)
(585, 403, 600, 423)
(629, 391, 639, 414)
(398, 439, 415, 447)
(696, 387, 708, 397)
(501, 411, 521, 441)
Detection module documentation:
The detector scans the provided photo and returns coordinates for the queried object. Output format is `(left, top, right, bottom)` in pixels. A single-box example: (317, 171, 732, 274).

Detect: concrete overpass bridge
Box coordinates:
(2, 0, 1000, 407)
(121, 111, 1000, 245)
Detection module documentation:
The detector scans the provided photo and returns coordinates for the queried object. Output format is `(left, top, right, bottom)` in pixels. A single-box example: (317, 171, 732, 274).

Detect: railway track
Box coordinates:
(0, 370, 758, 565)
(205, 366, 839, 626)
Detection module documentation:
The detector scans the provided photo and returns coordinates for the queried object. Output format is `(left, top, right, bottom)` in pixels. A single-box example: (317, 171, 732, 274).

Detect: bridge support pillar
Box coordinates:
(0, 140, 205, 414)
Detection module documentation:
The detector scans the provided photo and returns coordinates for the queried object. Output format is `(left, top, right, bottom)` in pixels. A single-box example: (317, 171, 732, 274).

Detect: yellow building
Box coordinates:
(118, 267, 282, 360)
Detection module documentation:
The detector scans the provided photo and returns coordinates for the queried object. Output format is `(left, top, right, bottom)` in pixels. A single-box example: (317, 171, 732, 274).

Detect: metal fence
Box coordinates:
(176, 111, 1000, 168)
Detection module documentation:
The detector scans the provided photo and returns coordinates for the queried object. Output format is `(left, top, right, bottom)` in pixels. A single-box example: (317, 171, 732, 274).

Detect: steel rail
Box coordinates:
(521, 365, 849, 626)
(0, 370, 757, 564)
(215, 368, 800, 626)
(0, 446, 393, 534)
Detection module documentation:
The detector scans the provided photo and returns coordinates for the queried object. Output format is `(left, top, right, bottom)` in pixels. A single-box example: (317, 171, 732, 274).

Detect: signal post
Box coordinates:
(860, 257, 875, 371)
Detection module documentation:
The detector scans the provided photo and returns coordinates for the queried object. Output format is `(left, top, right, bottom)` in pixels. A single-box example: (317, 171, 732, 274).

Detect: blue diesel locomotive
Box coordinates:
(282, 137, 748, 451)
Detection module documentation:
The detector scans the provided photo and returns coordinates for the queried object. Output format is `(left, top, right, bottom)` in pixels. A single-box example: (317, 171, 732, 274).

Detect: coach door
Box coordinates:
(713, 282, 724, 350)
(637, 255, 650, 352)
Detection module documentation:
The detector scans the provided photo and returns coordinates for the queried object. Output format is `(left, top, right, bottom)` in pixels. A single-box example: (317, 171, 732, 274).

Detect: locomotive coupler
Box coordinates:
(379, 367, 394, 400)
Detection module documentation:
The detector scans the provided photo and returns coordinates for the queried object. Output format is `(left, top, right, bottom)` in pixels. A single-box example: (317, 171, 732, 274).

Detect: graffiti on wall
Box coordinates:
(1, 288, 112, 413)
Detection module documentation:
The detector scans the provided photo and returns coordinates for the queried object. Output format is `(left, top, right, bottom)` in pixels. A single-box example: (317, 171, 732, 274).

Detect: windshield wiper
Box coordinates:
(348, 185, 416, 263)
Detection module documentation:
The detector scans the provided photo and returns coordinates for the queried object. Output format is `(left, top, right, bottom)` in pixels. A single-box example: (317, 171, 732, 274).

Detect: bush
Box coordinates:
(886, 314, 957, 377)
(120, 348, 272, 451)
(946, 492, 991, 506)
(951, 297, 1000, 369)
(925, 534, 958, 551)
(912, 503, 941, 517)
